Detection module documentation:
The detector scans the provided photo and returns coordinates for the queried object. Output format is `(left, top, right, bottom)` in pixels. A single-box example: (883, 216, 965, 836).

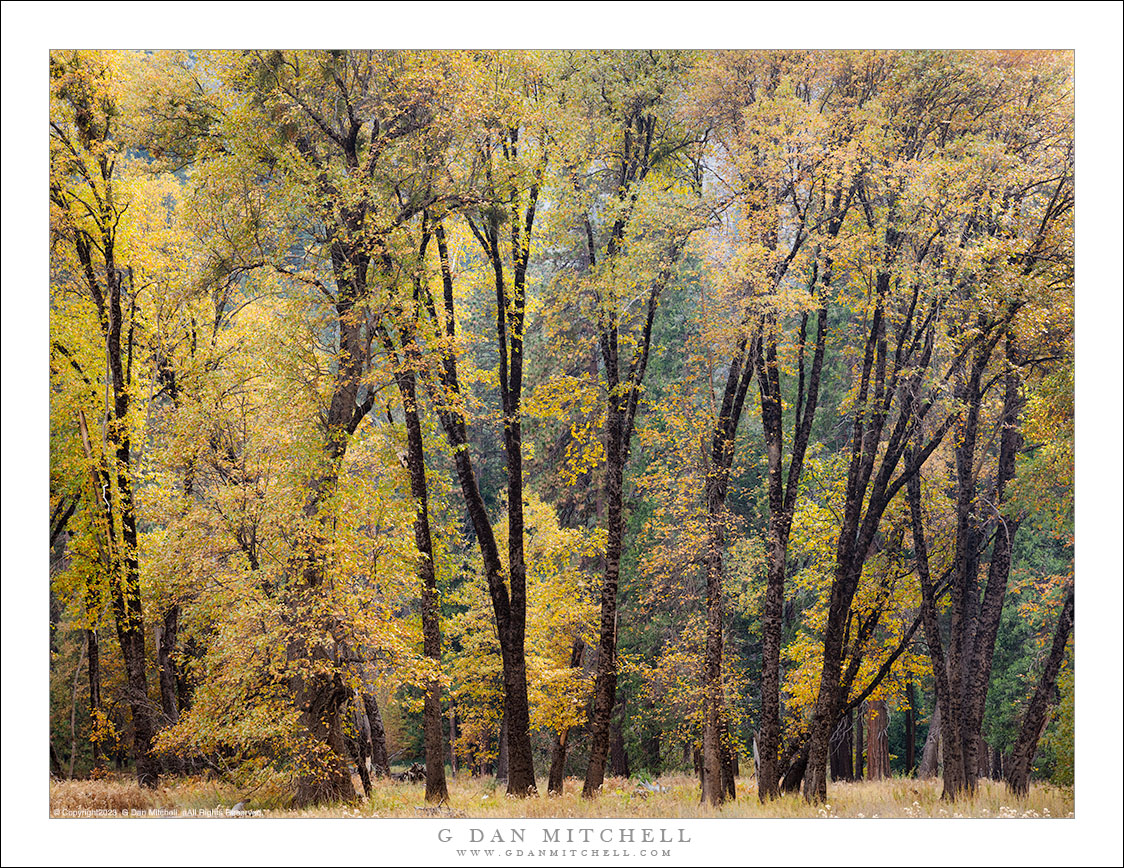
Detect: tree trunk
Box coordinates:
(1007, 587, 1074, 797)
(780, 743, 809, 793)
(700, 333, 755, 806)
(919, 704, 940, 778)
(69, 637, 86, 778)
(904, 683, 917, 775)
(719, 715, 737, 799)
(364, 692, 390, 777)
(351, 689, 374, 795)
(289, 618, 354, 808)
(701, 501, 727, 806)
(854, 701, 864, 781)
(157, 605, 180, 726)
(496, 714, 509, 783)
(449, 704, 458, 777)
(430, 222, 536, 797)
(87, 627, 102, 770)
(865, 699, 890, 780)
(991, 745, 1003, 780)
(547, 728, 571, 795)
(395, 366, 448, 803)
(584, 400, 626, 797)
(77, 407, 157, 788)
(829, 709, 854, 782)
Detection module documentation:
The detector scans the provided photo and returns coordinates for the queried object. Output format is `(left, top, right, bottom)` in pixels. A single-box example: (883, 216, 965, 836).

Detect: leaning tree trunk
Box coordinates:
(1007, 588, 1074, 797)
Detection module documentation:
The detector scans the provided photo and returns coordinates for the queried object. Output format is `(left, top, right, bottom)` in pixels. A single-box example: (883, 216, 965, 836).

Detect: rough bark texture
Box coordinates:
(829, 710, 854, 782)
(909, 351, 1023, 800)
(608, 706, 631, 779)
(364, 692, 390, 777)
(865, 700, 890, 780)
(1006, 587, 1074, 796)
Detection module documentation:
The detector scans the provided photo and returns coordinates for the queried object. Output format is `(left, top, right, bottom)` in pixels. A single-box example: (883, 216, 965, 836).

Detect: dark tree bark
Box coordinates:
(609, 721, 631, 780)
(157, 605, 181, 726)
(1006, 587, 1074, 797)
(496, 715, 509, 783)
(701, 320, 756, 806)
(909, 344, 1024, 800)
(582, 244, 684, 798)
(86, 627, 102, 770)
(905, 682, 917, 774)
(854, 702, 865, 781)
(424, 219, 538, 797)
(757, 201, 843, 804)
(719, 715, 737, 800)
(801, 249, 958, 802)
(391, 353, 448, 803)
(449, 704, 459, 777)
(829, 710, 854, 782)
(364, 692, 390, 778)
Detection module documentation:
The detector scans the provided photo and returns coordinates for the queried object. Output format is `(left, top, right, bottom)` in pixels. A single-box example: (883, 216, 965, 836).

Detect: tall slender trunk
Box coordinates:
(1006, 587, 1074, 796)
(395, 365, 448, 803)
(87, 626, 102, 770)
(157, 605, 180, 726)
(429, 221, 537, 797)
(584, 401, 625, 796)
(758, 284, 830, 801)
(583, 268, 669, 798)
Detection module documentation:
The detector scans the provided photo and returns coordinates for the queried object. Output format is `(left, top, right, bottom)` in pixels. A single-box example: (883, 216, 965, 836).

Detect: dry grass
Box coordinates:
(48, 772, 1073, 819)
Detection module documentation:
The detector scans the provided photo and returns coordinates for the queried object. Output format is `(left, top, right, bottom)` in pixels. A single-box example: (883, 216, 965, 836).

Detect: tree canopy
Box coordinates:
(46, 49, 1077, 810)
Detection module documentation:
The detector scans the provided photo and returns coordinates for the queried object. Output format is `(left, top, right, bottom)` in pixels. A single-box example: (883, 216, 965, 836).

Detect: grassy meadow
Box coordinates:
(49, 771, 1073, 819)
